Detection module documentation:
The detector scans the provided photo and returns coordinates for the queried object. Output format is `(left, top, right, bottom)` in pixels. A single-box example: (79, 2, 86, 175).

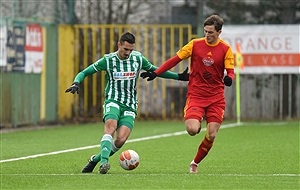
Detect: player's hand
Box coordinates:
(223, 76, 232, 86)
(178, 67, 189, 81)
(65, 82, 79, 94)
(140, 71, 157, 81)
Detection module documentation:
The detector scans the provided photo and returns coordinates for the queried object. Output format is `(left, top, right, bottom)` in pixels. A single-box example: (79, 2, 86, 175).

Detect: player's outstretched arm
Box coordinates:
(140, 67, 189, 81)
(65, 64, 98, 94)
(140, 55, 186, 81)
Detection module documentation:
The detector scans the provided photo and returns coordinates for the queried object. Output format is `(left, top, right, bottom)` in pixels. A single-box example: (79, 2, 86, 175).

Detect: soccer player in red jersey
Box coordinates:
(141, 15, 235, 173)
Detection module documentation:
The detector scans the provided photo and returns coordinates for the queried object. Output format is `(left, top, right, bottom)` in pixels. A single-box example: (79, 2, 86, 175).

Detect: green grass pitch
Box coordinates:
(1, 120, 299, 189)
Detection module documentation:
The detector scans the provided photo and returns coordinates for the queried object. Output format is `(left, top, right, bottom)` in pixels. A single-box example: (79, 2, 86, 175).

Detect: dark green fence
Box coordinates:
(0, 18, 58, 128)
(1, 73, 40, 127)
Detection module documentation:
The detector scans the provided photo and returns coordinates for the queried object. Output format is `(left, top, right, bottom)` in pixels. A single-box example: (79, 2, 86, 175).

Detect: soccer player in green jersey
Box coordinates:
(65, 32, 189, 174)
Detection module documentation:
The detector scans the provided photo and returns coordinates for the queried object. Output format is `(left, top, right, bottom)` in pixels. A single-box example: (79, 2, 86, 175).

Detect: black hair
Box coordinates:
(120, 32, 135, 44)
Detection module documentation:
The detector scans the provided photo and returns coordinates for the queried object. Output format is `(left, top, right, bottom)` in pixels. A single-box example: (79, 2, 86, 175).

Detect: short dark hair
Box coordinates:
(119, 32, 135, 44)
(204, 15, 224, 31)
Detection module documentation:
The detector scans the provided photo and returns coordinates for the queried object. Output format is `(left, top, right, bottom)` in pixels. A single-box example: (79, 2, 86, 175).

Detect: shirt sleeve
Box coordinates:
(154, 55, 182, 75)
(73, 64, 97, 83)
(93, 57, 107, 71)
(141, 56, 154, 71)
(176, 40, 194, 60)
(224, 47, 235, 69)
(226, 69, 234, 80)
(73, 58, 106, 83)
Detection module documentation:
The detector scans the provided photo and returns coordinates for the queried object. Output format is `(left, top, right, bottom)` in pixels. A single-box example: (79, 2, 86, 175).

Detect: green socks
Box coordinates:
(100, 134, 113, 165)
(92, 136, 120, 163)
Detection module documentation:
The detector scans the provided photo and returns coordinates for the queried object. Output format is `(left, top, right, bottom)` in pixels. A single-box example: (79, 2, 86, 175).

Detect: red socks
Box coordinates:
(193, 136, 214, 164)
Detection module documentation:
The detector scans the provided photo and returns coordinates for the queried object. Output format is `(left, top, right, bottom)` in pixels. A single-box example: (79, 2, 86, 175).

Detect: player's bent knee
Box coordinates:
(186, 125, 200, 136)
(185, 119, 201, 136)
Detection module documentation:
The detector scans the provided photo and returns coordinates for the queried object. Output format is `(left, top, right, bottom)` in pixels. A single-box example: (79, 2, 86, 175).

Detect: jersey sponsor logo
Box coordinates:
(202, 57, 214, 66)
(113, 71, 136, 80)
(124, 111, 136, 118)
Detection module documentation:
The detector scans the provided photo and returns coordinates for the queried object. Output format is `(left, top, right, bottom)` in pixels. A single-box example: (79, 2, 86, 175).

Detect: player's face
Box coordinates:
(204, 25, 221, 45)
(117, 41, 135, 60)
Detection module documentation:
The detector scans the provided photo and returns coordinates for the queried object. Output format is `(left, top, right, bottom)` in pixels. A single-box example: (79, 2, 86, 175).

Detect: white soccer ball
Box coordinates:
(119, 149, 140, 170)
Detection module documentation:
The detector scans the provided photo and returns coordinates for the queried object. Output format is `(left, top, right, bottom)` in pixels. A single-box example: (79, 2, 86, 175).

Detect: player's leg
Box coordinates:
(84, 109, 134, 174)
(92, 136, 121, 163)
(190, 99, 225, 173)
(81, 116, 118, 173)
(112, 110, 135, 155)
(98, 102, 122, 174)
(98, 118, 117, 174)
(100, 118, 117, 166)
(113, 125, 131, 154)
(83, 122, 126, 173)
(81, 101, 120, 174)
(99, 105, 136, 174)
(184, 98, 206, 173)
(190, 122, 220, 171)
(184, 98, 204, 136)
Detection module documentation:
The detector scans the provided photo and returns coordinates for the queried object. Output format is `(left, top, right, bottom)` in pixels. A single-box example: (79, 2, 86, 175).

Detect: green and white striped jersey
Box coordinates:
(93, 50, 152, 111)
(73, 50, 178, 113)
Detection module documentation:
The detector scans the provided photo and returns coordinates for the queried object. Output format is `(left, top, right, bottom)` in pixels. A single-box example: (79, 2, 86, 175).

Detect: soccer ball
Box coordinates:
(119, 149, 140, 170)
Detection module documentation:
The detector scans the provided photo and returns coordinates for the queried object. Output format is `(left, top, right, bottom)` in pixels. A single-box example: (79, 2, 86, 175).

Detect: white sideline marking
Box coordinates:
(1, 173, 299, 177)
(0, 123, 242, 163)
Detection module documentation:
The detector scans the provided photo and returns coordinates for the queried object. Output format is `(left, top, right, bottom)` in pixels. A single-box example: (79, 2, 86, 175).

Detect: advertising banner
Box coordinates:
(6, 25, 26, 72)
(25, 23, 44, 73)
(221, 25, 300, 74)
